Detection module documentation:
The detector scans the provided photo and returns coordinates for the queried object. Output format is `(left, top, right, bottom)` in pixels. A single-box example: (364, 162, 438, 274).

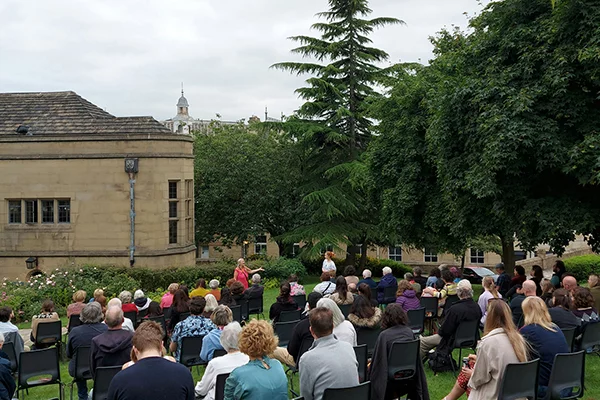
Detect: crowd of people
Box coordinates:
(0, 257, 598, 400)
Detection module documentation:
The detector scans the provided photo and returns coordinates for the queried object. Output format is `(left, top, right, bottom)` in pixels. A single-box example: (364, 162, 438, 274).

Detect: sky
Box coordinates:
(0, 0, 489, 122)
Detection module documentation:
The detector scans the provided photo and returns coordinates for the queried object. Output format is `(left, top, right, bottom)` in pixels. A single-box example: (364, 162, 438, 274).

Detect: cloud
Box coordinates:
(0, 0, 487, 121)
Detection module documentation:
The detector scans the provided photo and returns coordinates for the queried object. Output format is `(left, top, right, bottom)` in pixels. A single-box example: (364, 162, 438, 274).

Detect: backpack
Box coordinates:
(427, 350, 457, 374)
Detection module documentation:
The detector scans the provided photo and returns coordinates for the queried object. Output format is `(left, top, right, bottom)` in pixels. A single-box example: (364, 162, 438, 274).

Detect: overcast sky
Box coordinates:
(0, 0, 488, 121)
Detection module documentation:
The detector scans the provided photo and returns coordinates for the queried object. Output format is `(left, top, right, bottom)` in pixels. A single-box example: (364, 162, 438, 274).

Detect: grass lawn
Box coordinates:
(15, 279, 600, 399)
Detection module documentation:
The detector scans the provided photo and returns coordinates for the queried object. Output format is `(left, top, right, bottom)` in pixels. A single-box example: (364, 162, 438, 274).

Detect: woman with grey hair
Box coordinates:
(208, 279, 222, 301)
(317, 298, 357, 346)
(202, 294, 219, 318)
(201, 305, 233, 362)
(195, 322, 249, 400)
(119, 291, 137, 313)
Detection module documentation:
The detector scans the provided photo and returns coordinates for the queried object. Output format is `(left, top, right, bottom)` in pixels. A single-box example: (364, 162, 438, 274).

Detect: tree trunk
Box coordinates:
(346, 245, 358, 267)
(276, 241, 286, 257)
(359, 243, 368, 269)
(501, 237, 516, 274)
(460, 255, 465, 270)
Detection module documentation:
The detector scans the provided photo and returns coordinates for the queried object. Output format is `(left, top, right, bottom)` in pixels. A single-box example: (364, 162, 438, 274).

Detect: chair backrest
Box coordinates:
(138, 309, 149, 320)
(74, 346, 92, 380)
(383, 286, 397, 302)
(453, 319, 479, 349)
(123, 310, 138, 324)
(68, 314, 82, 332)
(353, 344, 368, 383)
(443, 295, 460, 313)
(420, 297, 439, 317)
(240, 301, 249, 321)
(180, 336, 205, 367)
(561, 328, 576, 352)
(18, 347, 61, 388)
(35, 320, 62, 345)
(292, 294, 307, 310)
(230, 305, 242, 323)
(546, 351, 585, 399)
(92, 366, 123, 400)
(163, 306, 172, 320)
(356, 327, 381, 356)
(3, 341, 18, 373)
(387, 339, 420, 381)
(147, 315, 168, 339)
(497, 359, 539, 400)
(295, 336, 314, 365)
(280, 309, 302, 323)
(339, 304, 351, 319)
(274, 320, 299, 346)
(323, 381, 371, 400)
(407, 307, 426, 334)
(213, 349, 227, 358)
(215, 372, 230, 400)
(579, 321, 600, 351)
(180, 311, 191, 321)
(247, 297, 264, 314)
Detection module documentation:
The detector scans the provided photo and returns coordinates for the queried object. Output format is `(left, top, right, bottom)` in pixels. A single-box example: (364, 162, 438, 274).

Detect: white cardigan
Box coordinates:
(195, 351, 249, 400)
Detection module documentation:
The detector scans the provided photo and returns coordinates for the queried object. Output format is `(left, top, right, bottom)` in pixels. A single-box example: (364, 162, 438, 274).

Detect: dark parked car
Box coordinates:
(462, 266, 498, 285)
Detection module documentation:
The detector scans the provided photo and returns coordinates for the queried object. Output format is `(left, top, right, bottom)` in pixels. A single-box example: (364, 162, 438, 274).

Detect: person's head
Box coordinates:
(107, 297, 122, 309)
(349, 294, 375, 319)
(230, 281, 245, 296)
(279, 282, 291, 300)
(72, 290, 86, 303)
(211, 305, 233, 327)
(441, 269, 454, 284)
(41, 299, 55, 313)
(413, 267, 423, 277)
(348, 283, 357, 293)
(238, 320, 278, 359)
(204, 294, 219, 313)
(404, 272, 414, 281)
(328, 270, 336, 279)
(382, 267, 392, 276)
(172, 289, 190, 311)
(93, 288, 104, 299)
(209, 279, 220, 290)
(132, 320, 163, 356)
(541, 278, 554, 295)
(344, 265, 356, 277)
(562, 275, 577, 292)
(495, 263, 505, 273)
(0, 307, 12, 323)
(381, 304, 408, 330)
(320, 272, 331, 282)
(484, 300, 527, 362)
(522, 280, 537, 296)
(167, 283, 180, 294)
(134, 289, 146, 300)
(552, 288, 573, 310)
(334, 276, 348, 298)
(189, 297, 206, 316)
(450, 267, 461, 279)
(147, 301, 162, 317)
(226, 278, 236, 288)
(307, 292, 323, 310)
(220, 287, 234, 305)
(237, 258, 246, 267)
(396, 280, 412, 297)
(530, 265, 543, 280)
(515, 265, 525, 277)
(80, 302, 104, 324)
(105, 306, 124, 329)
(179, 285, 189, 296)
(119, 290, 133, 304)
(553, 260, 566, 275)
(358, 283, 372, 300)
(429, 268, 441, 278)
(309, 307, 334, 338)
(196, 279, 206, 289)
(573, 287, 595, 309)
(456, 280, 474, 300)
(220, 321, 243, 352)
(522, 296, 555, 331)
(589, 274, 599, 289)
(288, 274, 299, 283)
(362, 269, 372, 279)
(483, 276, 499, 298)
(251, 274, 261, 285)
(316, 298, 345, 327)
(325, 251, 334, 260)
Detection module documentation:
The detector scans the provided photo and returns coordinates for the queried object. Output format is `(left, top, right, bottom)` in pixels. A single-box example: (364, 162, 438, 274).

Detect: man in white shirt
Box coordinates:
(106, 298, 135, 332)
(0, 307, 25, 355)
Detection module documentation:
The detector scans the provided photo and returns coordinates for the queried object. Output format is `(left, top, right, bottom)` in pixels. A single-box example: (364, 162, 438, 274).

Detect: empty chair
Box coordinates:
(561, 328, 576, 352)
(68, 314, 82, 333)
(3, 341, 17, 373)
(68, 346, 92, 400)
(543, 351, 585, 400)
(179, 336, 207, 367)
(356, 327, 381, 356)
(35, 320, 62, 349)
(323, 381, 371, 400)
(214, 372, 230, 400)
(274, 320, 299, 347)
(292, 294, 307, 311)
(382, 286, 397, 304)
(497, 359, 539, 400)
(230, 305, 242, 323)
(17, 347, 63, 400)
(339, 304, 351, 319)
(407, 308, 426, 335)
(578, 321, 600, 354)
(353, 344, 368, 383)
(213, 349, 227, 358)
(279, 310, 302, 323)
(451, 319, 479, 373)
(247, 297, 264, 319)
(91, 366, 122, 400)
(387, 339, 420, 381)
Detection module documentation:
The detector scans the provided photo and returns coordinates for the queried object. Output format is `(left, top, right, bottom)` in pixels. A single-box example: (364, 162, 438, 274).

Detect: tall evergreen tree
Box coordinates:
(272, 0, 402, 262)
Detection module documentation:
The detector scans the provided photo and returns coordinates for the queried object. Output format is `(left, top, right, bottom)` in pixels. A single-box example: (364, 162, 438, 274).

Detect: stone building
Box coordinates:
(0, 91, 196, 279)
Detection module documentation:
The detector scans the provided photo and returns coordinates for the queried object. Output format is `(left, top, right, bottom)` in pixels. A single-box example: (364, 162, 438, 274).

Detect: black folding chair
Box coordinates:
(561, 328, 576, 352)
(67, 315, 82, 333)
(339, 304, 351, 319)
(407, 307, 426, 335)
(147, 315, 168, 338)
(163, 307, 172, 320)
(356, 327, 381, 357)
(230, 305, 242, 323)
(91, 366, 122, 400)
(274, 320, 299, 347)
(123, 310, 137, 323)
(35, 320, 62, 349)
(353, 344, 368, 383)
(442, 295, 459, 315)
(420, 296, 439, 333)
(215, 372, 230, 400)
(497, 359, 539, 400)
(292, 294, 307, 311)
(543, 351, 585, 400)
(388, 339, 420, 382)
(247, 297, 264, 319)
(179, 312, 191, 321)
(288, 336, 314, 397)
(179, 336, 207, 369)
(137, 309, 149, 320)
(17, 347, 63, 400)
(323, 381, 371, 400)
(579, 321, 600, 355)
(279, 310, 302, 323)
(213, 349, 227, 358)
(68, 346, 91, 400)
(382, 286, 397, 305)
(3, 341, 18, 373)
(451, 319, 479, 376)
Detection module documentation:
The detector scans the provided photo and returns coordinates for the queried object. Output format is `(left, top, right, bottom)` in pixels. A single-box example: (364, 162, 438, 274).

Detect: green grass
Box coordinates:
(14, 280, 600, 399)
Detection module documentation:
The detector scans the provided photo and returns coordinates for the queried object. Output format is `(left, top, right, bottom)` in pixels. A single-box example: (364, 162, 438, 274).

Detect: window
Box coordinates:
(470, 248, 485, 264)
(292, 243, 301, 257)
(168, 181, 180, 245)
(168, 181, 178, 199)
(200, 245, 210, 259)
(184, 179, 193, 243)
(424, 248, 438, 263)
(389, 246, 402, 262)
(25, 200, 38, 224)
(8, 200, 21, 224)
(41, 200, 54, 223)
(169, 220, 178, 244)
(58, 200, 70, 223)
(255, 235, 267, 254)
(169, 202, 178, 218)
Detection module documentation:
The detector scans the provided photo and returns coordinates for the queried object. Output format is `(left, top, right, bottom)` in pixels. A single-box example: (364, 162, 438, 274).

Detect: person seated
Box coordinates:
(572, 286, 599, 320)
(190, 279, 210, 298)
(0, 332, 16, 400)
(160, 283, 179, 309)
(395, 279, 421, 313)
(90, 306, 133, 377)
(369, 304, 429, 400)
(200, 305, 233, 362)
(520, 297, 570, 398)
(170, 297, 217, 362)
(313, 272, 336, 296)
(230, 281, 247, 305)
(133, 290, 151, 312)
(299, 307, 359, 400)
(348, 283, 358, 298)
(510, 265, 527, 289)
(561, 274, 578, 293)
(328, 276, 354, 305)
(208, 279, 222, 301)
(67, 290, 87, 319)
(477, 276, 502, 325)
(588, 274, 600, 311)
(318, 299, 357, 347)
(195, 322, 249, 400)
(168, 289, 191, 332)
(420, 280, 482, 359)
(358, 283, 378, 307)
(442, 300, 528, 400)
(202, 294, 219, 319)
(67, 302, 108, 400)
(107, 298, 135, 332)
(30, 299, 60, 349)
(548, 289, 580, 330)
(289, 274, 306, 296)
(269, 282, 298, 323)
(218, 287, 236, 307)
(530, 265, 544, 296)
(119, 291, 138, 313)
(89, 288, 104, 303)
(377, 267, 398, 304)
(426, 268, 444, 290)
(107, 321, 195, 399)
(348, 295, 382, 333)
(245, 274, 265, 299)
(551, 260, 567, 289)
(358, 269, 378, 290)
(224, 320, 288, 400)
(0, 307, 24, 357)
(344, 265, 360, 286)
(540, 278, 554, 305)
(144, 301, 163, 319)
(509, 280, 537, 326)
(404, 272, 422, 295)
(423, 269, 457, 300)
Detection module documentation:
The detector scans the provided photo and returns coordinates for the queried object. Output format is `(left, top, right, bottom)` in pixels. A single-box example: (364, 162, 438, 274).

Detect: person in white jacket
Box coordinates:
(195, 322, 249, 400)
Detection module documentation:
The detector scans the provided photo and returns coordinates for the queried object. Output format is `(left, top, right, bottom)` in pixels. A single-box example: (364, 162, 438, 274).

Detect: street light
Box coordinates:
(26, 256, 38, 270)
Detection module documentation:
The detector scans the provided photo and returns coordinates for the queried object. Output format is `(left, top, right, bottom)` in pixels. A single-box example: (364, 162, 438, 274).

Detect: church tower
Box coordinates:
(177, 86, 190, 117)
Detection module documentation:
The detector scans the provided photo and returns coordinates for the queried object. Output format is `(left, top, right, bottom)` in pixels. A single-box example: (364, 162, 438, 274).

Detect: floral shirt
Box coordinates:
(290, 282, 305, 296)
(171, 315, 217, 361)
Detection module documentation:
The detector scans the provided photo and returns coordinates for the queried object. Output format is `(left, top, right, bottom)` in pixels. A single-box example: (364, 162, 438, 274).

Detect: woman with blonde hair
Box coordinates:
(477, 276, 501, 324)
(202, 294, 219, 318)
(160, 283, 179, 309)
(67, 290, 87, 318)
(442, 300, 528, 400)
(233, 258, 264, 290)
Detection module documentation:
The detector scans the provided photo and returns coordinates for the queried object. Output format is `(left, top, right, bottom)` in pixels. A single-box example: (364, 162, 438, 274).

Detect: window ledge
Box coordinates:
(4, 224, 73, 232)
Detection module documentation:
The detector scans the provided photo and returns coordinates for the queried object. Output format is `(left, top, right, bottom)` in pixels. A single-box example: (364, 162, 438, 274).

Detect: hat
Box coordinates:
(456, 279, 472, 291)
(495, 262, 505, 270)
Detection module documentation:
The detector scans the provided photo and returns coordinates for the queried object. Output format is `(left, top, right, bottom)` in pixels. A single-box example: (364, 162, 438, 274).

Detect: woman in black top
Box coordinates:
(530, 265, 544, 296)
(168, 289, 190, 332)
(269, 282, 298, 323)
(218, 287, 236, 307)
(548, 289, 579, 330)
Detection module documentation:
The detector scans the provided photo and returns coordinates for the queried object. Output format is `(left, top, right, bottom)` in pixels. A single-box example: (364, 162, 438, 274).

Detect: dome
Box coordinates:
(177, 93, 189, 108)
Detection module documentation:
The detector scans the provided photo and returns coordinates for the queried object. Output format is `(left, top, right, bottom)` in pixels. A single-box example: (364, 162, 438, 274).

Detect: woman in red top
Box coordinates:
(233, 258, 264, 290)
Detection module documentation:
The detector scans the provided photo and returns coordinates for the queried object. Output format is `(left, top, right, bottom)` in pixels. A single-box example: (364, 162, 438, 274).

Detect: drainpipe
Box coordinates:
(124, 159, 139, 267)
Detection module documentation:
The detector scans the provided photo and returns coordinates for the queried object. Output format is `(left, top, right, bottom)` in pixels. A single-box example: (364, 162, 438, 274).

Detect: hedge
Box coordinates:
(564, 254, 600, 281)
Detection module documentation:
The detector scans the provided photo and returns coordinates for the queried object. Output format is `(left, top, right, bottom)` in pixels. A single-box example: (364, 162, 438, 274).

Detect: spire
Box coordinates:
(181, 82, 184, 96)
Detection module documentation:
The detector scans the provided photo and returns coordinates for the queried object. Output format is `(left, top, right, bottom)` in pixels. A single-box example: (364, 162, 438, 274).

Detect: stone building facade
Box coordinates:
(0, 91, 196, 279)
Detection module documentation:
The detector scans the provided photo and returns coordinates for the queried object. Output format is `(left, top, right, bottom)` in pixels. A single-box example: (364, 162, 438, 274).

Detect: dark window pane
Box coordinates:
(58, 200, 70, 223)
(169, 181, 178, 199)
(169, 201, 178, 218)
(8, 201, 21, 224)
(25, 200, 38, 224)
(169, 220, 178, 244)
(41, 200, 54, 223)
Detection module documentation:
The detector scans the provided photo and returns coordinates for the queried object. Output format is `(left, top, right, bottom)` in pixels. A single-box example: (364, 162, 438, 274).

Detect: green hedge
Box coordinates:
(564, 254, 600, 281)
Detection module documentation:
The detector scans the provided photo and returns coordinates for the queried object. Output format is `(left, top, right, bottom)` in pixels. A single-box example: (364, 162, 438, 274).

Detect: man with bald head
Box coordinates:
(562, 275, 578, 293)
(510, 280, 538, 326)
(107, 298, 135, 332)
(90, 306, 133, 378)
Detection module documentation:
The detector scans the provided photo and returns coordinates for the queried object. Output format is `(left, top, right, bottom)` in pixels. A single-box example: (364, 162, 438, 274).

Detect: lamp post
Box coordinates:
(26, 256, 38, 270)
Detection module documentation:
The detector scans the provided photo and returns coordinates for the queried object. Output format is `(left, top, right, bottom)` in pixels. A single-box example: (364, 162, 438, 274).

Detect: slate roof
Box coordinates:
(0, 91, 172, 136)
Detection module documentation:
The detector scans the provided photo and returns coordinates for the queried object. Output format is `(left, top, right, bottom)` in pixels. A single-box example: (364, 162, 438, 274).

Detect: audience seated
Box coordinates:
(420, 280, 482, 359)
(90, 306, 133, 377)
(572, 286, 599, 320)
(509, 280, 537, 325)
(530, 265, 544, 296)
(358, 283, 378, 306)
(190, 279, 210, 298)
(119, 291, 138, 313)
(107, 298, 135, 332)
(195, 322, 249, 400)
(348, 283, 358, 297)
(540, 278, 554, 305)
(144, 301, 163, 319)
(548, 289, 580, 330)
(168, 289, 191, 332)
(200, 305, 232, 362)
(318, 298, 357, 346)
(208, 279, 222, 301)
(289, 274, 305, 296)
(269, 282, 298, 323)
(203, 294, 219, 319)
(404, 272, 422, 295)
(344, 265, 360, 286)
(510, 265, 527, 289)
(358, 269, 378, 290)
(67, 302, 108, 400)
(170, 297, 217, 362)
(89, 288, 104, 303)
(589, 274, 600, 311)
(30, 299, 60, 349)
(0, 332, 16, 400)
(551, 260, 567, 289)
(328, 276, 354, 305)
(520, 296, 570, 398)
(160, 283, 179, 309)
(230, 281, 247, 305)
(395, 280, 421, 313)
(494, 263, 511, 297)
(348, 294, 382, 332)
(562, 274, 578, 293)
(313, 272, 336, 295)
(413, 267, 428, 290)
(443, 300, 527, 400)
(424, 270, 457, 301)
(218, 287, 236, 307)
(377, 267, 398, 304)
(133, 289, 151, 312)
(107, 321, 195, 400)
(299, 307, 359, 400)
(245, 274, 265, 299)
(67, 290, 87, 319)
(478, 276, 501, 325)
(224, 320, 288, 400)
(0, 307, 24, 357)
(426, 268, 444, 290)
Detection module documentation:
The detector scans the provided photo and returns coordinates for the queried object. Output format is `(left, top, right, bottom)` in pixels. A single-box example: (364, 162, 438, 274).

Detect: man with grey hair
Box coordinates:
(90, 306, 133, 378)
(245, 274, 264, 300)
(420, 279, 482, 359)
(358, 269, 377, 290)
(67, 302, 108, 400)
(195, 322, 249, 400)
(107, 298, 134, 332)
(0, 332, 16, 400)
(376, 266, 398, 304)
(413, 267, 428, 289)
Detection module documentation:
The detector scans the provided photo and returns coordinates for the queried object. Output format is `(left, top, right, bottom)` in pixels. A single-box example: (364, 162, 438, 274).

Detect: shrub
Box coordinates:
(262, 257, 307, 281)
(564, 255, 600, 282)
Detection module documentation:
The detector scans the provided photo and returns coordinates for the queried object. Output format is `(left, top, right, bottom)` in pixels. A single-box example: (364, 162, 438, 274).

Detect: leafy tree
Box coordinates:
(272, 0, 402, 265)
